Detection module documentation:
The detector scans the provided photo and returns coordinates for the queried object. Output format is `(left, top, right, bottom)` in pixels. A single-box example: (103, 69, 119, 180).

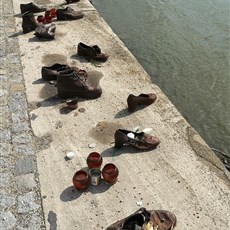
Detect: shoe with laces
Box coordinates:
(57, 69, 102, 99)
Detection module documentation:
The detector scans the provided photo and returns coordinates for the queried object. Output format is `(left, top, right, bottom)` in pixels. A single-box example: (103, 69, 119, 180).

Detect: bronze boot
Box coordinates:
(57, 70, 102, 99)
(22, 12, 38, 33)
(20, 2, 47, 14)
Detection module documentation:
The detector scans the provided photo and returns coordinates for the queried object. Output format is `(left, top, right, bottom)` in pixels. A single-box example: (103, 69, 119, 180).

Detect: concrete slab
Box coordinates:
(12, 0, 230, 229)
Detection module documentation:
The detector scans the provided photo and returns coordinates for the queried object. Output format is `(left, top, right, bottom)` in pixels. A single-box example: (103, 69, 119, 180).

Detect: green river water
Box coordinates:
(92, 0, 230, 161)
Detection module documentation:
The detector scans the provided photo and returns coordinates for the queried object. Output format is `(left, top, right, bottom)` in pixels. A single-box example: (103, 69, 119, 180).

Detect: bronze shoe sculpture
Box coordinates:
(41, 64, 71, 81)
(20, 2, 47, 14)
(22, 12, 38, 34)
(34, 23, 56, 40)
(56, 7, 84, 20)
(77, 42, 109, 62)
(41, 64, 86, 81)
(106, 208, 177, 230)
(127, 93, 157, 112)
(114, 129, 160, 150)
(57, 69, 102, 99)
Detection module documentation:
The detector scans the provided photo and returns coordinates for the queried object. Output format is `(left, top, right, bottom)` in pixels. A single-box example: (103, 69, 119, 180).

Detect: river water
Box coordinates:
(92, 0, 230, 159)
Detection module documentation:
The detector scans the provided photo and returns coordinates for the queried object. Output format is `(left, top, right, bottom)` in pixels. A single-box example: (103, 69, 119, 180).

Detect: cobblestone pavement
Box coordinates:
(0, 0, 45, 229)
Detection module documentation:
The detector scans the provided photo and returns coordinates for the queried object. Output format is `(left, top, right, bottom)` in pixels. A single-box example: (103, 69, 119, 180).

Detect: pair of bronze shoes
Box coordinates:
(106, 207, 177, 230)
(114, 94, 158, 150)
(41, 63, 102, 99)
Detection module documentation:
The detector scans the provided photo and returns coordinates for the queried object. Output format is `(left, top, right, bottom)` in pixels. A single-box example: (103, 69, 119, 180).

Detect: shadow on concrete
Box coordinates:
(38, 96, 61, 107)
(114, 108, 130, 119)
(59, 106, 74, 114)
(60, 186, 83, 202)
(69, 53, 89, 64)
(8, 31, 24, 38)
(48, 211, 57, 230)
(14, 13, 22, 18)
(60, 181, 111, 202)
(32, 78, 46, 84)
(28, 36, 55, 43)
(100, 146, 144, 158)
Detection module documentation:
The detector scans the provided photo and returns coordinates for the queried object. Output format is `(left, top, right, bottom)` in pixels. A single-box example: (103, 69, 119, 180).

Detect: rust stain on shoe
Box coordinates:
(89, 121, 124, 144)
(42, 54, 67, 66)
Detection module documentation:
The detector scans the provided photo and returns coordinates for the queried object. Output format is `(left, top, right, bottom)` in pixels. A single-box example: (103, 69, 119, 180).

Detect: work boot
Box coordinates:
(20, 2, 47, 14)
(57, 70, 102, 99)
(22, 12, 38, 33)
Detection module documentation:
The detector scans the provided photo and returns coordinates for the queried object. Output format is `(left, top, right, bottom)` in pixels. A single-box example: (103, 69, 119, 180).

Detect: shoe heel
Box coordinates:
(114, 131, 127, 149)
(114, 141, 124, 149)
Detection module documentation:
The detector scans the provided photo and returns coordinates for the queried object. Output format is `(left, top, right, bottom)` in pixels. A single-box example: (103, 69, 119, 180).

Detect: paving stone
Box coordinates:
(0, 158, 9, 172)
(28, 213, 42, 230)
(13, 144, 34, 155)
(0, 105, 9, 115)
(14, 156, 34, 175)
(0, 193, 16, 208)
(0, 114, 10, 129)
(15, 173, 36, 192)
(0, 129, 11, 141)
(10, 71, 23, 84)
(18, 192, 40, 213)
(0, 173, 10, 188)
(9, 92, 27, 112)
(11, 110, 29, 123)
(0, 89, 8, 97)
(0, 211, 16, 229)
(12, 132, 32, 145)
(0, 75, 7, 84)
(12, 121, 30, 133)
(0, 143, 11, 157)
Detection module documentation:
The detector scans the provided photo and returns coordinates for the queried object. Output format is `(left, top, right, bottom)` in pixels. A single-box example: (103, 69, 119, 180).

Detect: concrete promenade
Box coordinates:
(1, 0, 230, 229)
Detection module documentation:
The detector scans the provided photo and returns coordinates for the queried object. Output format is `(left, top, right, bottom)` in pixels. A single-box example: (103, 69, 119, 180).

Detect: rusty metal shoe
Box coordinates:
(106, 208, 177, 230)
(56, 7, 84, 20)
(127, 93, 157, 112)
(114, 129, 160, 150)
(34, 23, 56, 40)
(22, 12, 38, 34)
(20, 2, 47, 14)
(57, 69, 102, 99)
(77, 42, 109, 62)
(41, 64, 71, 81)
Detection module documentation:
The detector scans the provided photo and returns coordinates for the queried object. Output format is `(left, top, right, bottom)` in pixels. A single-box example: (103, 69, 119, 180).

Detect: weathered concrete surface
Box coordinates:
(12, 0, 230, 229)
